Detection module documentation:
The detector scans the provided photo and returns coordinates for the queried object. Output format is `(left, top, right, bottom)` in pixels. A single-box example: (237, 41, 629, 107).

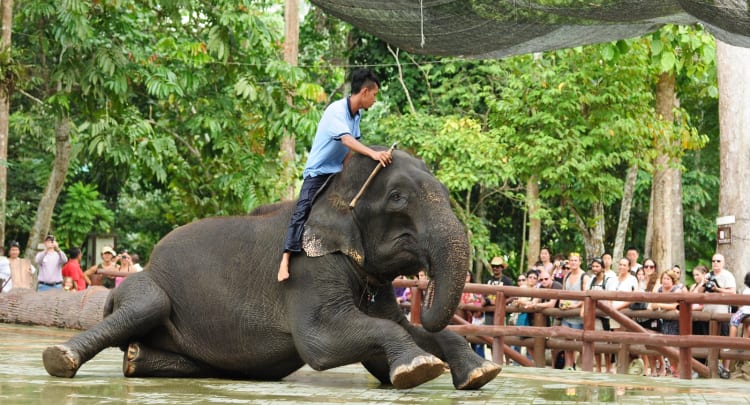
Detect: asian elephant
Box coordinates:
(42, 147, 501, 389)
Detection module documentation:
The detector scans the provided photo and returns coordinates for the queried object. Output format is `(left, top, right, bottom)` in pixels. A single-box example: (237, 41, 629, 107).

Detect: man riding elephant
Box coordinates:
(43, 147, 501, 390)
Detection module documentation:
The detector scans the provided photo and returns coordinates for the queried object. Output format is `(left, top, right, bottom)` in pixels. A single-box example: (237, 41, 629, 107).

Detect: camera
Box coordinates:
(704, 273, 719, 292)
(121, 255, 128, 259)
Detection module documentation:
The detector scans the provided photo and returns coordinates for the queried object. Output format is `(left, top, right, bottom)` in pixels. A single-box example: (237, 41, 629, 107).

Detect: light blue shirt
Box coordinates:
(303, 97, 361, 178)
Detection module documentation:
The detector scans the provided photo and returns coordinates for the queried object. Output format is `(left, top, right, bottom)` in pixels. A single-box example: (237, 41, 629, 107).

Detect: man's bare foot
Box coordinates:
(277, 252, 291, 282)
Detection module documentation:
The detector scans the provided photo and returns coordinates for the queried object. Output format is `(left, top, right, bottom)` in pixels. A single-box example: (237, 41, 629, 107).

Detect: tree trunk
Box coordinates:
(280, 0, 299, 201)
(526, 177, 540, 269)
(572, 202, 605, 263)
(0, 0, 14, 247)
(671, 166, 685, 273)
(613, 164, 638, 260)
(0, 288, 108, 330)
(716, 40, 750, 282)
(24, 117, 72, 260)
(650, 72, 676, 270)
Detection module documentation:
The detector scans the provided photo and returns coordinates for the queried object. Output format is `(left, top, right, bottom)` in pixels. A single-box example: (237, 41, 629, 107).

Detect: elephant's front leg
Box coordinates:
(291, 309, 445, 389)
(403, 322, 501, 390)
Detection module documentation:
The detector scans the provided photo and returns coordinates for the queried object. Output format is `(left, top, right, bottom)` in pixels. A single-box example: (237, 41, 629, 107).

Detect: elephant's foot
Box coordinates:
(455, 360, 501, 390)
(390, 354, 446, 389)
(123, 342, 140, 376)
(43, 345, 80, 378)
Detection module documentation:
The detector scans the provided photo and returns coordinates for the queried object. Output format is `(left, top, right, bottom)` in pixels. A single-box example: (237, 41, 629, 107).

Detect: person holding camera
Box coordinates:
(115, 251, 137, 287)
(696, 253, 736, 377)
(35, 235, 68, 292)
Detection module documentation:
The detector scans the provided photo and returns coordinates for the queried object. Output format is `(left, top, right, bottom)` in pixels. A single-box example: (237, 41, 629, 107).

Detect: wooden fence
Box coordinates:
(392, 279, 750, 380)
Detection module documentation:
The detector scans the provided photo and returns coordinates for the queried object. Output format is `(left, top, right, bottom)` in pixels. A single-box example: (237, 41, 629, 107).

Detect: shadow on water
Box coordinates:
(3, 324, 750, 404)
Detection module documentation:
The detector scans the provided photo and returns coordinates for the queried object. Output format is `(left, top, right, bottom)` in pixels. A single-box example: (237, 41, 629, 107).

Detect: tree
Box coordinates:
(716, 40, 750, 283)
(0, 0, 14, 246)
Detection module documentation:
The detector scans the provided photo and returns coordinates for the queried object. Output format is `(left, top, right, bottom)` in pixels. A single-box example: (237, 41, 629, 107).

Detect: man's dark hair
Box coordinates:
(626, 246, 638, 253)
(68, 247, 81, 260)
(350, 68, 380, 94)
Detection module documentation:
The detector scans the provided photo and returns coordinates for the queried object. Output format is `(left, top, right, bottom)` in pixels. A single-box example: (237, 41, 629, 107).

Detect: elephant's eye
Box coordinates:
(389, 190, 405, 202)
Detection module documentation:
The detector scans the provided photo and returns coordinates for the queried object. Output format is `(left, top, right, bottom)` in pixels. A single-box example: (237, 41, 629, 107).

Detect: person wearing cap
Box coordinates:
(35, 235, 68, 292)
(83, 246, 120, 289)
(8, 240, 36, 290)
(483, 256, 515, 327)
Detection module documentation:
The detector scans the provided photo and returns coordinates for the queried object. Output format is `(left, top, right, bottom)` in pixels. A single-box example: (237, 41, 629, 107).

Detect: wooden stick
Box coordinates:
(349, 143, 397, 209)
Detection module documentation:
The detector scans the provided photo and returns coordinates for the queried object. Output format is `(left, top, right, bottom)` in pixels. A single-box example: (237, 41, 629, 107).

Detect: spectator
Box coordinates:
(130, 253, 144, 272)
(610, 257, 639, 373)
(62, 276, 76, 292)
(483, 256, 514, 326)
(728, 272, 750, 339)
(35, 235, 68, 292)
(639, 258, 662, 376)
(642, 258, 660, 293)
(672, 265, 685, 291)
(539, 247, 554, 273)
(551, 254, 566, 284)
(697, 253, 737, 377)
(526, 269, 562, 367)
(0, 247, 10, 293)
(650, 269, 681, 376)
(84, 246, 119, 289)
(584, 258, 616, 373)
(689, 265, 709, 336)
(8, 241, 36, 290)
(626, 246, 642, 276)
(513, 270, 539, 360)
(115, 250, 138, 287)
(61, 247, 86, 291)
(459, 271, 484, 357)
(560, 252, 589, 370)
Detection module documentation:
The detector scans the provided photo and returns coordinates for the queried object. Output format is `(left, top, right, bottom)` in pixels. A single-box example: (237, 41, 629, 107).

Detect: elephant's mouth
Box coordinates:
(423, 279, 435, 310)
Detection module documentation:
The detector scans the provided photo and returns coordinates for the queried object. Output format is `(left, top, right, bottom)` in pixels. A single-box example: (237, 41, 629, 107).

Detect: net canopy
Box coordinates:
(309, 0, 750, 58)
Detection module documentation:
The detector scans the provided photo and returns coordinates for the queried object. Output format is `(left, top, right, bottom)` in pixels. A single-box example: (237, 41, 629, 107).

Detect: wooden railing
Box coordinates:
(392, 279, 750, 379)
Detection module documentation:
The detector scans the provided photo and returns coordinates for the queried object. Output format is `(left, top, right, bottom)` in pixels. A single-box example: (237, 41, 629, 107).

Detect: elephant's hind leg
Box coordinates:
(43, 276, 171, 378)
(124, 342, 225, 378)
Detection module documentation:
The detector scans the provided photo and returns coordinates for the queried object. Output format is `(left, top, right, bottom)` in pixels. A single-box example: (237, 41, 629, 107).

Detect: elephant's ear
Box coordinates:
(302, 192, 365, 266)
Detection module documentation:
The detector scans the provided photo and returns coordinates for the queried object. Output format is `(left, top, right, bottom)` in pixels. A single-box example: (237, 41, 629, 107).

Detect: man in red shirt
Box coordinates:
(61, 247, 86, 291)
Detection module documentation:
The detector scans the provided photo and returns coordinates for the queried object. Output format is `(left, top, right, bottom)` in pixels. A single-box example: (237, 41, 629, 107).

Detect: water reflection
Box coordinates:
(3, 324, 750, 404)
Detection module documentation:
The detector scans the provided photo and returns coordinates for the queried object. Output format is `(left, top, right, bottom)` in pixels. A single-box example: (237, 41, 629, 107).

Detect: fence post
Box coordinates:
(492, 291, 506, 365)
(581, 296, 595, 372)
(533, 311, 546, 367)
(678, 299, 693, 379)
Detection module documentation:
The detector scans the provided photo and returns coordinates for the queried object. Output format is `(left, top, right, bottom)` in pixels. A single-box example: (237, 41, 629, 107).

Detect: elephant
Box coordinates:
(42, 146, 501, 389)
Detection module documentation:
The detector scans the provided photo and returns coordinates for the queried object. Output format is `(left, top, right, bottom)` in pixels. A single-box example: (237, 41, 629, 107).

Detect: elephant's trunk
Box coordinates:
(420, 214, 470, 332)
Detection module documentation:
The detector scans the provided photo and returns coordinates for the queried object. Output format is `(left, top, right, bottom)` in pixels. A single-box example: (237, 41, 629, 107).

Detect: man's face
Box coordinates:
(9, 246, 20, 258)
(540, 272, 553, 288)
(626, 249, 638, 264)
(712, 254, 724, 272)
(568, 255, 581, 271)
(492, 265, 503, 277)
(602, 254, 612, 268)
(361, 84, 379, 110)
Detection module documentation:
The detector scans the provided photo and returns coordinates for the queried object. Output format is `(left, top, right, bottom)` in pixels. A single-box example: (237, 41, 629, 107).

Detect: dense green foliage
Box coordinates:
(5, 2, 720, 275)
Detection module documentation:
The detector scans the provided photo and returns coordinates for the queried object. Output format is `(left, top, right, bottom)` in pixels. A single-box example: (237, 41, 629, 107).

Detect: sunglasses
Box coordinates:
(712, 259, 722, 263)
(541, 277, 550, 281)
(518, 278, 526, 282)
(643, 265, 655, 268)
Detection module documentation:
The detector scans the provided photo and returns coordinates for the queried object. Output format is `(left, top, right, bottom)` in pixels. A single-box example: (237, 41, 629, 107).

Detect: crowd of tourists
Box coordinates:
(0, 235, 143, 293)
(432, 247, 749, 379)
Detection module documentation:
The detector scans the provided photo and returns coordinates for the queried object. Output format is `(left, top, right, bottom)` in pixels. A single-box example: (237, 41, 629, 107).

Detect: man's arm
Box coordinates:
(340, 135, 392, 166)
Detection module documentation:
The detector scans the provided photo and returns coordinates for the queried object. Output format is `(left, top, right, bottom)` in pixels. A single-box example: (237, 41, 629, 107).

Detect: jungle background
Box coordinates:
(0, 0, 723, 282)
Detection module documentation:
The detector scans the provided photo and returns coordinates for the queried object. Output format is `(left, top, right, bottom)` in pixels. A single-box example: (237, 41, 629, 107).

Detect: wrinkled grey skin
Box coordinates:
(42, 148, 500, 389)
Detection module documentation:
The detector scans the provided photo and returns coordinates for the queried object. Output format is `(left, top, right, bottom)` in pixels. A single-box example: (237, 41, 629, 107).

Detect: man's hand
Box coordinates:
(371, 150, 392, 167)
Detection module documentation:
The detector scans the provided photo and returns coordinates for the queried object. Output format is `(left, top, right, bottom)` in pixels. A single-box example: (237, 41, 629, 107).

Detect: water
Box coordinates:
(2, 324, 750, 404)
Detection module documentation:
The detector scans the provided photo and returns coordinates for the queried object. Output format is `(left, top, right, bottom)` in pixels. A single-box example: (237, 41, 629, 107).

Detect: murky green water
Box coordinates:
(2, 323, 749, 404)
